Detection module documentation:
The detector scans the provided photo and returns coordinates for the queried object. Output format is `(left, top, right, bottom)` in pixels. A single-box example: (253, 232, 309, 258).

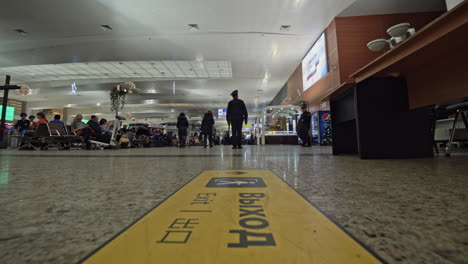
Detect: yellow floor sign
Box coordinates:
(80, 170, 386, 264)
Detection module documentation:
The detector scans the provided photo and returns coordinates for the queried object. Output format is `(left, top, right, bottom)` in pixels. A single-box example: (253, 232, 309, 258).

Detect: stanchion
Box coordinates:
(0, 75, 21, 149)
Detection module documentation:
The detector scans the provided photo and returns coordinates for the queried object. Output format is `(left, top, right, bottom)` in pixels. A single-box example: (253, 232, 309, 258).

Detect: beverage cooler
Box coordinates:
(311, 111, 332, 145)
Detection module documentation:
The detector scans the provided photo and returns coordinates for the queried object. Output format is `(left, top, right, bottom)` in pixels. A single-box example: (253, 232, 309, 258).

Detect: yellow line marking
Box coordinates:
(81, 170, 385, 264)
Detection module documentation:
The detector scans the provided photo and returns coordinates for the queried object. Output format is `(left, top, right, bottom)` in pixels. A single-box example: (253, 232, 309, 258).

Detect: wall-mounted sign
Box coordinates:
(218, 109, 227, 116)
(0, 105, 15, 121)
(302, 33, 328, 92)
(71, 82, 77, 95)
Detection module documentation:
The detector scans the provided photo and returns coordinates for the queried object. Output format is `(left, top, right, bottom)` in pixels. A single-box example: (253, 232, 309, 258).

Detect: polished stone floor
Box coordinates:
(0, 146, 466, 264)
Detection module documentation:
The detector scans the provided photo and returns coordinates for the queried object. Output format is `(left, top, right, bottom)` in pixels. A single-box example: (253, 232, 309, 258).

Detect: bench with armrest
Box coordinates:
(63, 124, 86, 147)
(47, 123, 83, 149)
(19, 123, 81, 150)
(18, 123, 50, 150)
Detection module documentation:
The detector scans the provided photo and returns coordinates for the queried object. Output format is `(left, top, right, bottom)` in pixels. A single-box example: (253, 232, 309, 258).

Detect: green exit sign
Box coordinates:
(0, 105, 15, 121)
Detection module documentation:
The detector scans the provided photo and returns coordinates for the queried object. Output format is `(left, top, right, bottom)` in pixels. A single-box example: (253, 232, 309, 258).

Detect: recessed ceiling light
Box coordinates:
(13, 29, 28, 35)
(188, 24, 199, 31)
(280, 25, 291, 32)
(100, 25, 113, 31)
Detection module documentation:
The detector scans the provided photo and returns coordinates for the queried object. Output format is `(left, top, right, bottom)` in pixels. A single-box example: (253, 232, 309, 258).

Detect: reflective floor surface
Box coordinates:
(0, 146, 467, 264)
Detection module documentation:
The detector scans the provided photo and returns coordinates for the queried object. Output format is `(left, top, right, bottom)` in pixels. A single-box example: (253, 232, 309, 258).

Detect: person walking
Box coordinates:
(201, 110, 215, 148)
(177, 112, 189, 148)
(226, 90, 248, 149)
(299, 106, 312, 147)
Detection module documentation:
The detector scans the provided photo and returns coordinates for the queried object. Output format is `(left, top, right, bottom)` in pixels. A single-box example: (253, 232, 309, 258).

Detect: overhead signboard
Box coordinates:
(80, 170, 385, 264)
(302, 33, 328, 92)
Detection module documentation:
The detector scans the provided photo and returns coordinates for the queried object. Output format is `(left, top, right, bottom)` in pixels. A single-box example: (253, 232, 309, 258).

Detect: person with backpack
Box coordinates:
(201, 110, 215, 148)
(177, 112, 189, 148)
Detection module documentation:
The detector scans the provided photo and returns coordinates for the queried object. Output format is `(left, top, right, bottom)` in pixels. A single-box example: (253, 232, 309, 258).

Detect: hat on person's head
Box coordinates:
(230, 90, 238, 96)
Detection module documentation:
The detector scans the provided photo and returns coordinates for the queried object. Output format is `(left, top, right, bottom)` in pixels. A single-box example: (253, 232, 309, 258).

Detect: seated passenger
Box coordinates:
(119, 134, 130, 148)
(49, 114, 65, 125)
(31, 112, 48, 129)
(15, 113, 30, 134)
(28, 115, 36, 129)
(87, 115, 110, 143)
(99, 118, 112, 136)
(71, 114, 86, 131)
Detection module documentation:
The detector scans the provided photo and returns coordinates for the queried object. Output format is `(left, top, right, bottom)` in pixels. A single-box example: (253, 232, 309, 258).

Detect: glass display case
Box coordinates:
(260, 105, 302, 145)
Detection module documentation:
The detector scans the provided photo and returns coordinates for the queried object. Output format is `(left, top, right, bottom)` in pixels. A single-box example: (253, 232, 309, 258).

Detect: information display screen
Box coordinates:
(0, 106, 15, 121)
(218, 109, 227, 116)
(302, 33, 328, 92)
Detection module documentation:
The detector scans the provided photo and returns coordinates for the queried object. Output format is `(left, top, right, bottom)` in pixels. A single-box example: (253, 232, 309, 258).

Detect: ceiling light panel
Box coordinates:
(0, 61, 232, 83)
(176, 61, 192, 70)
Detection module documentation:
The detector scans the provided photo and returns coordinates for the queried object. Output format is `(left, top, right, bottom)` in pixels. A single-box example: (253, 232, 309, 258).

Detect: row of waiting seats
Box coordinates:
(19, 123, 86, 150)
(19, 123, 85, 150)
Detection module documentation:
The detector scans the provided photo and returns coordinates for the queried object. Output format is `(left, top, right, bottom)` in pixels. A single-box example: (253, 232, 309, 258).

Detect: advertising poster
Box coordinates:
(302, 33, 328, 92)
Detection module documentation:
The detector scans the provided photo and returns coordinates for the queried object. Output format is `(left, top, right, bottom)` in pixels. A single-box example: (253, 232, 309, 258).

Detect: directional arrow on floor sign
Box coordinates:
(215, 179, 257, 186)
(206, 177, 265, 187)
(80, 170, 387, 264)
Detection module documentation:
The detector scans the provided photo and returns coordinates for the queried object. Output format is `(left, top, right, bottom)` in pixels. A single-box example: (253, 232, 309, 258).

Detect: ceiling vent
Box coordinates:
(188, 24, 199, 31)
(13, 29, 28, 35)
(280, 25, 291, 32)
(100, 25, 113, 31)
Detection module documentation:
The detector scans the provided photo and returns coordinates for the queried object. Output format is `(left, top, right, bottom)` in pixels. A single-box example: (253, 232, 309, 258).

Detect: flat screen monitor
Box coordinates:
(218, 109, 227, 116)
(0, 106, 15, 121)
(302, 33, 328, 92)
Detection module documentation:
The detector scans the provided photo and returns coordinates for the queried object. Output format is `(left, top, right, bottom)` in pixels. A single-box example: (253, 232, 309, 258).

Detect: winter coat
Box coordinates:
(201, 113, 215, 135)
(177, 116, 189, 130)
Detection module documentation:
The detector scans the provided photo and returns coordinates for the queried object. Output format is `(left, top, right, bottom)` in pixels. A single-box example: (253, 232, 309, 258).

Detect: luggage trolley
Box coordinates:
(88, 116, 124, 150)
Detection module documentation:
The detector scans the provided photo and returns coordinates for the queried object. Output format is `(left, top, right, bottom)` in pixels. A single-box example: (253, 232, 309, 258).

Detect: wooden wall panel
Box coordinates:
(302, 73, 333, 111)
(283, 64, 302, 105)
(335, 12, 441, 84)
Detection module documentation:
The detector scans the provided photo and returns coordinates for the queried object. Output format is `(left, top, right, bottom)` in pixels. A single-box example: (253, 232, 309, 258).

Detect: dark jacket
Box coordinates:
(201, 113, 215, 134)
(15, 119, 30, 131)
(227, 98, 248, 124)
(177, 116, 189, 130)
(87, 120, 102, 134)
(300, 111, 312, 129)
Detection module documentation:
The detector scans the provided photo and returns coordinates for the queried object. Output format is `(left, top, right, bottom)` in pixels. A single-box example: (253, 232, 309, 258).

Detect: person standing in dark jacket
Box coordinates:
(299, 106, 312, 147)
(177, 113, 189, 148)
(227, 90, 248, 149)
(201, 110, 215, 148)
